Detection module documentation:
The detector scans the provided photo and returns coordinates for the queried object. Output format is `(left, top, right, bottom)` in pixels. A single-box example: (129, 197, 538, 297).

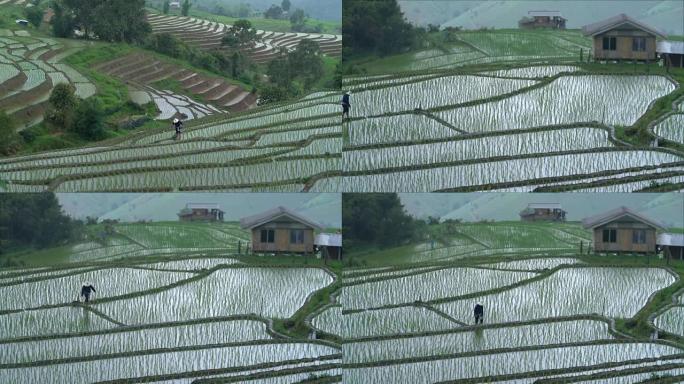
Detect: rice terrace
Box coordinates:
(0, 0, 342, 192)
(342, 27, 684, 192)
(0, 219, 343, 383)
(330, 194, 684, 383)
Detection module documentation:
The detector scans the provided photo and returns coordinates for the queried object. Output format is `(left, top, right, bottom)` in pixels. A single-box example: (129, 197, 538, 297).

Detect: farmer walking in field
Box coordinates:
(341, 91, 351, 121)
(80, 282, 96, 303)
(173, 118, 183, 140)
(474, 303, 484, 324)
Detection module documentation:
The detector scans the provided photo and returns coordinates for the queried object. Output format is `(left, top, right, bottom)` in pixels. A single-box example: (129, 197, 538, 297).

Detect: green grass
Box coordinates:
(311, 55, 340, 90)
(0, 244, 77, 268)
(152, 7, 341, 35)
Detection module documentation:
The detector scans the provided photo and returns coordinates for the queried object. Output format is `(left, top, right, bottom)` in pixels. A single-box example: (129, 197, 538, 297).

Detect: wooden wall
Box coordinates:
(592, 29, 657, 61)
(251, 220, 315, 253)
(592, 220, 657, 253)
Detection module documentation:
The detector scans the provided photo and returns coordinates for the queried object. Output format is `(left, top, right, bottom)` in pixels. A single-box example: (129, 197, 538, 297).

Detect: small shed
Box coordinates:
(240, 206, 322, 254)
(15, 20, 29, 27)
(658, 233, 684, 261)
(582, 206, 665, 253)
(582, 14, 666, 61)
(170, 1, 181, 9)
(658, 41, 684, 69)
(315, 233, 342, 260)
(520, 11, 567, 30)
(178, 203, 225, 222)
(520, 203, 566, 222)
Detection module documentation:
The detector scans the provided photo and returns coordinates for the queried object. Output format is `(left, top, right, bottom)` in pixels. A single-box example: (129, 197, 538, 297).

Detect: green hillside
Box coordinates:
(399, 0, 684, 35)
(56, 193, 342, 227)
(399, 193, 684, 228)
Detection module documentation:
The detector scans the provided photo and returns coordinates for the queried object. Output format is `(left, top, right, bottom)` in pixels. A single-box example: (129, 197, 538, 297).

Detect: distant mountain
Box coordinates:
(398, 0, 684, 35)
(57, 193, 341, 228)
(191, 0, 342, 21)
(400, 193, 684, 228)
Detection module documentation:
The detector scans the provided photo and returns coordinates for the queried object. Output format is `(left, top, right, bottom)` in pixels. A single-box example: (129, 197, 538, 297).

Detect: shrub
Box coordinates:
(72, 98, 106, 140)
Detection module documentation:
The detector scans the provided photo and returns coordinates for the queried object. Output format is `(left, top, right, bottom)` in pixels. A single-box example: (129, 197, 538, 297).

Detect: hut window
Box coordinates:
(632, 230, 646, 244)
(602, 37, 616, 51)
(632, 37, 646, 52)
(260, 229, 275, 243)
(602, 229, 617, 243)
(290, 229, 304, 244)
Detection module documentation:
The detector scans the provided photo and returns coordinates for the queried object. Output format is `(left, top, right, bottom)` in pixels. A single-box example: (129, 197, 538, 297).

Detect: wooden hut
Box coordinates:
(315, 233, 342, 260)
(658, 41, 684, 69)
(582, 14, 665, 61)
(658, 233, 684, 261)
(240, 206, 322, 254)
(582, 206, 665, 253)
(520, 203, 566, 222)
(178, 203, 225, 222)
(519, 11, 567, 30)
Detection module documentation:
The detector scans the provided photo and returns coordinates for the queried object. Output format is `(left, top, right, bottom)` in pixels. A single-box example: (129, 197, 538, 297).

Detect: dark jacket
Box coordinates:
(474, 304, 484, 316)
(173, 121, 183, 131)
(81, 285, 96, 296)
(342, 94, 350, 106)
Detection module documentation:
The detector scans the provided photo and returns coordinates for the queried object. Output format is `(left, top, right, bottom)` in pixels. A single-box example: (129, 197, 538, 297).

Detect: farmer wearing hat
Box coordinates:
(341, 91, 351, 121)
(173, 117, 183, 140)
(81, 282, 96, 303)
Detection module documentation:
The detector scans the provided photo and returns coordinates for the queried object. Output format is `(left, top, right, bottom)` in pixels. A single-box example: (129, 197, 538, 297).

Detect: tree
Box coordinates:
(162, 0, 170, 14)
(281, 0, 291, 12)
(0, 112, 22, 156)
(181, 0, 191, 16)
(51, 2, 74, 38)
(264, 5, 283, 19)
(25, 6, 43, 27)
(62, 0, 97, 37)
(343, 0, 416, 56)
(72, 99, 105, 140)
(90, 0, 151, 43)
(288, 39, 323, 87)
(222, 19, 258, 49)
(289, 8, 307, 32)
(0, 193, 83, 250)
(46, 83, 78, 130)
(342, 193, 417, 250)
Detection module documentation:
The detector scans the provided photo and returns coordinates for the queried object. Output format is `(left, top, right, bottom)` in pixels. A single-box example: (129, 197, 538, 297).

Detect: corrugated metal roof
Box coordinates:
(528, 11, 564, 18)
(528, 203, 563, 209)
(239, 206, 323, 230)
(186, 203, 222, 210)
(581, 206, 666, 230)
(582, 14, 666, 38)
(658, 41, 684, 55)
(315, 233, 342, 247)
(658, 233, 684, 246)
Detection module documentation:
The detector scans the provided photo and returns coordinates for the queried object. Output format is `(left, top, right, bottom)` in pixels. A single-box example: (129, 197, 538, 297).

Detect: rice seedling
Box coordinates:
(319, 306, 459, 339)
(1, 320, 271, 365)
(437, 267, 676, 324)
(344, 342, 682, 383)
(654, 307, 684, 337)
(481, 65, 581, 78)
(0, 307, 115, 339)
(435, 76, 675, 133)
(354, 75, 537, 116)
(342, 150, 683, 192)
(348, 114, 459, 146)
(345, 128, 612, 172)
(0, 268, 195, 311)
(0, 342, 339, 384)
(483, 257, 584, 271)
(345, 320, 613, 363)
(340, 267, 537, 310)
(94, 267, 333, 323)
(653, 114, 684, 144)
